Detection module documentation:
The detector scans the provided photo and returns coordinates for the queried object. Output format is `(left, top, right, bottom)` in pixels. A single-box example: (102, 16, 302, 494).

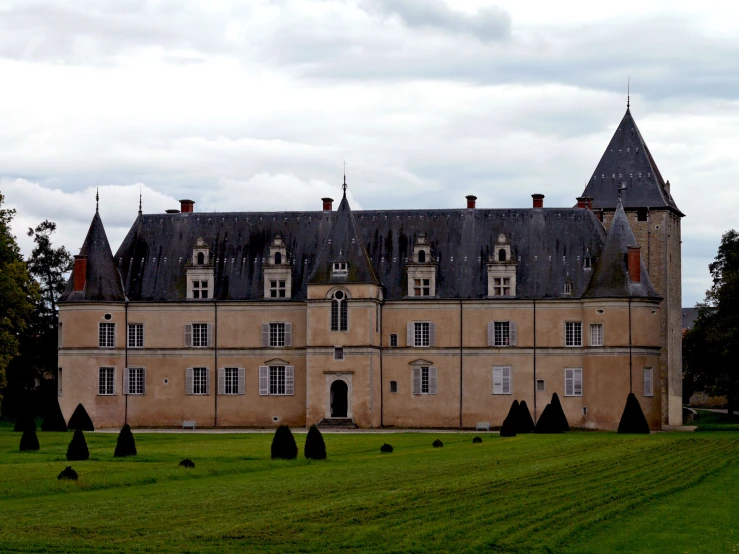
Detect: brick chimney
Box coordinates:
(576, 197, 587, 209)
(73, 255, 87, 292)
(584, 196, 593, 210)
(322, 197, 334, 211)
(179, 199, 195, 213)
(532, 194, 545, 208)
(466, 195, 477, 209)
(627, 246, 641, 282)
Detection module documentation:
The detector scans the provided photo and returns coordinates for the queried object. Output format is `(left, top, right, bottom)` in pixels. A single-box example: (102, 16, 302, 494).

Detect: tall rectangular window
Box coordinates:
(414, 322, 430, 347)
(99, 323, 115, 348)
(389, 334, 398, 347)
(421, 366, 430, 393)
(493, 366, 512, 394)
(58, 368, 63, 396)
(98, 367, 115, 395)
(270, 366, 286, 395)
(193, 367, 208, 394)
(128, 324, 144, 348)
(58, 323, 63, 348)
(643, 367, 654, 397)
(126, 367, 145, 395)
(413, 278, 431, 296)
(494, 322, 510, 346)
(269, 323, 286, 347)
(590, 323, 604, 347)
(334, 347, 344, 360)
(565, 322, 582, 347)
(225, 367, 239, 395)
(192, 323, 209, 347)
(565, 368, 583, 396)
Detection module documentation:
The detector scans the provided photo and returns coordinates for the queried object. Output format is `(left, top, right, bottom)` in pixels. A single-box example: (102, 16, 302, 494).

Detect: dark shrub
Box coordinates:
(114, 424, 137, 457)
(271, 425, 298, 460)
(550, 393, 570, 432)
(380, 443, 393, 453)
(472, 436, 482, 444)
(432, 439, 443, 448)
(500, 400, 518, 437)
(516, 400, 536, 433)
(67, 404, 94, 431)
(536, 393, 570, 433)
(66, 429, 90, 461)
(58, 466, 78, 481)
(41, 400, 67, 432)
(304, 425, 327, 460)
(14, 415, 34, 433)
(179, 459, 195, 468)
(618, 393, 651, 434)
(19, 425, 40, 451)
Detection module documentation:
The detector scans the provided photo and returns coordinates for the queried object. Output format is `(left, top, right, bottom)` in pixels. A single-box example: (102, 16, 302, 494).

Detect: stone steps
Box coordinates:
(317, 418, 357, 429)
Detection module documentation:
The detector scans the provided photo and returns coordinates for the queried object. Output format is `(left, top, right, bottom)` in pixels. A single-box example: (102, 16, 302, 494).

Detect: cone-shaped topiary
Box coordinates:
(380, 443, 393, 453)
(19, 424, 40, 451)
(500, 400, 519, 437)
(41, 400, 67, 432)
(618, 393, 651, 434)
(550, 393, 570, 432)
(534, 404, 558, 433)
(516, 400, 536, 433)
(67, 404, 94, 431)
(432, 439, 443, 448)
(472, 436, 482, 444)
(179, 459, 195, 468)
(58, 466, 78, 480)
(271, 425, 298, 460)
(304, 425, 327, 460)
(114, 424, 137, 457)
(66, 429, 90, 461)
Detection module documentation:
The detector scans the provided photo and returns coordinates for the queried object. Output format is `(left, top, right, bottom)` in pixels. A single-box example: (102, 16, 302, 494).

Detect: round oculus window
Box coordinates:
(334, 291, 344, 300)
(104, 313, 112, 320)
(163, 378, 169, 385)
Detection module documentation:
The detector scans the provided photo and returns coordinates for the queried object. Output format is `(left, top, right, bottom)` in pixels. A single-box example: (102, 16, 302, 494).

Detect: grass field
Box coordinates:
(1, 422, 738, 553)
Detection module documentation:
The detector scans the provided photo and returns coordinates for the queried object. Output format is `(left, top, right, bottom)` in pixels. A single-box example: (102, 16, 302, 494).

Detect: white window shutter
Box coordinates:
(644, 368, 653, 396)
(142, 368, 146, 395)
(207, 324, 213, 347)
(218, 368, 225, 395)
(487, 322, 494, 347)
(502, 367, 511, 395)
(205, 368, 211, 395)
(259, 366, 269, 395)
(285, 323, 292, 347)
(509, 322, 518, 346)
(429, 367, 438, 394)
(285, 366, 295, 395)
(429, 322, 436, 346)
(262, 324, 270, 347)
(574, 369, 583, 396)
(112, 368, 117, 395)
(412, 367, 421, 394)
(238, 367, 245, 395)
(185, 324, 192, 347)
(407, 322, 414, 347)
(186, 367, 194, 395)
(493, 367, 502, 394)
(565, 369, 574, 396)
(123, 367, 130, 395)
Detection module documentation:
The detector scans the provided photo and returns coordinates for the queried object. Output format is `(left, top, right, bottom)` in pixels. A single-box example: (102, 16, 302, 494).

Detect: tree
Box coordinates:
(271, 425, 298, 460)
(66, 429, 90, 461)
(26, 221, 73, 321)
(500, 400, 518, 437)
(304, 425, 327, 460)
(67, 404, 94, 431)
(114, 424, 137, 457)
(617, 393, 651, 434)
(684, 230, 739, 416)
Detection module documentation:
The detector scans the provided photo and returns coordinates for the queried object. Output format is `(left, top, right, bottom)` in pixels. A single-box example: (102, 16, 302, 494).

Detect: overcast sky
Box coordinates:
(2, 0, 737, 306)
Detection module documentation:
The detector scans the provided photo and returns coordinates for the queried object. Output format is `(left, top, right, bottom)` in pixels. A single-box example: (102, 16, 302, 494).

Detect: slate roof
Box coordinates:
(681, 307, 699, 330)
(59, 211, 127, 303)
(582, 108, 683, 216)
(583, 201, 660, 299)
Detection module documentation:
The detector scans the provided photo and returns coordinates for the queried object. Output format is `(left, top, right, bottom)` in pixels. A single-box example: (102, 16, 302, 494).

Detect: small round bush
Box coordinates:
(67, 404, 94, 431)
(271, 425, 298, 460)
(66, 429, 90, 461)
(179, 459, 195, 468)
(114, 424, 137, 457)
(304, 425, 327, 460)
(58, 466, 78, 480)
(380, 443, 393, 453)
(432, 439, 443, 448)
(19, 424, 40, 451)
(472, 436, 482, 444)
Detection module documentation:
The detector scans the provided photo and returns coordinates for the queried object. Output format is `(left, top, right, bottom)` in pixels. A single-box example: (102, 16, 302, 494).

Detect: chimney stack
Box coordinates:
(584, 196, 593, 210)
(627, 246, 641, 283)
(576, 197, 587, 209)
(466, 195, 477, 209)
(179, 199, 195, 213)
(532, 194, 545, 208)
(73, 255, 87, 292)
(322, 197, 334, 211)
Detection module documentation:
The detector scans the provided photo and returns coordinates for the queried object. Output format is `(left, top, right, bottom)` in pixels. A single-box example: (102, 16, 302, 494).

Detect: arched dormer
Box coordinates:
(407, 233, 437, 297)
(187, 238, 214, 300)
(487, 233, 517, 297)
(264, 235, 292, 299)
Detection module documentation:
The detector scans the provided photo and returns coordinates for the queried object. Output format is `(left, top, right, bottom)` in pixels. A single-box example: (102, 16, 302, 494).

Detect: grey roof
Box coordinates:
(59, 211, 127, 303)
(110, 201, 612, 302)
(308, 193, 381, 286)
(583, 201, 660, 299)
(682, 307, 699, 330)
(582, 108, 683, 216)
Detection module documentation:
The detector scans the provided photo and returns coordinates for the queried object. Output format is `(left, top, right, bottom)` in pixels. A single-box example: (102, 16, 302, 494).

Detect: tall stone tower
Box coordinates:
(582, 105, 684, 426)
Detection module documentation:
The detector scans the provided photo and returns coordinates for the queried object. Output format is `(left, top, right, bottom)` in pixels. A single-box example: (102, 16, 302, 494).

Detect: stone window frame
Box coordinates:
(124, 367, 146, 395)
(98, 322, 115, 348)
(565, 321, 582, 347)
(98, 367, 116, 395)
(589, 323, 604, 347)
(643, 367, 654, 397)
(564, 368, 583, 396)
(127, 323, 144, 348)
(492, 366, 512, 395)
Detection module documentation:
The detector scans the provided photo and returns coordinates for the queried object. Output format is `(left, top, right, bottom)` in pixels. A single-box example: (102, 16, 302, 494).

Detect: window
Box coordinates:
(58, 323, 63, 348)
(99, 323, 115, 348)
(58, 368, 63, 396)
(563, 282, 572, 295)
(584, 256, 592, 269)
(128, 324, 144, 348)
(330, 291, 348, 331)
(274, 252, 282, 265)
(536, 379, 545, 392)
(565, 322, 582, 347)
(412, 366, 437, 395)
(492, 277, 512, 296)
(259, 366, 294, 396)
(643, 367, 654, 397)
(414, 322, 431, 347)
(261, 323, 292, 347)
(413, 278, 431, 296)
(498, 248, 507, 262)
(389, 334, 398, 347)
(493, 367, 512, 395)
(494, 322, 510, 346)
(225, 368, 239, 394)
(98, 367, 115, 395)
(270, 323, 286, 347)
(565, 368, 583, 396)
(270, 280, 286, 298)
(192, 367, 208, 395)
(197, 252, 205, 265)
(192, 280, 209, 299)
(389, 381, 398, 393)
(189, 323, 210, 347)
(637, 208, 648, 222)
(333, 262, 348, 276)
(590, 323, 604, 347)
(125, 367, 145, 395)
(334, 347, 344, 360)
(418, 250, 426, 263)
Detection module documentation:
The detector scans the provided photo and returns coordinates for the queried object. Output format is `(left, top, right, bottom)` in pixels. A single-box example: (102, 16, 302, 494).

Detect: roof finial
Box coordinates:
(96, 182, 99, 212)
(342, 160, 347, 196)
(627, 76, 630, 110)
(138, 186, 142, 216)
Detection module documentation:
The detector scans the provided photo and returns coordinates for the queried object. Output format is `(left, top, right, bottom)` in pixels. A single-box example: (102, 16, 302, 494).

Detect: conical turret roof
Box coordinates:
(582, 108, 682, 215)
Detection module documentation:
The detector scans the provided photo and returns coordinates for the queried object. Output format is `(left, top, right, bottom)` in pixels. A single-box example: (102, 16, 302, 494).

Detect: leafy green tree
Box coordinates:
(684, 230, 739, 416)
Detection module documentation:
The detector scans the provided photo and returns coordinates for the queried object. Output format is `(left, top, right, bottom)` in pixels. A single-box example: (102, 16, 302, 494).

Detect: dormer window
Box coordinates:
(492, 278, 511, 296)
(407, 234, 437, 297)
(274, 252, 282, 265)
(264, 235, 292, 300)
(333, 262, 348, 276)
(192, 280, 209, 299)
(498, 249, 507, 262)
(564, 281, 573, 295)
(488, 234, 516, 297)
(414, 279, 431, 296)
(197, 252, 205, 265)
(270, 280, 286, 298)
(418, 250, 426, 263)
(187, 238, 214, 300)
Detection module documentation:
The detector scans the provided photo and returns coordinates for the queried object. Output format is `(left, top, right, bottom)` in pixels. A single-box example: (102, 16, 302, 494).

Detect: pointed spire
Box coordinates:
(138, 187, 142, 216)
(96, 184, 99, 212)
(342, 161, 347, 198)
(627, 76, 630, 110)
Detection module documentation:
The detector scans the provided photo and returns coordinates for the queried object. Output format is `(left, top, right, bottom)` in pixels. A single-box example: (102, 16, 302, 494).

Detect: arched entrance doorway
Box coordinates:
(330, 380, 348, 418)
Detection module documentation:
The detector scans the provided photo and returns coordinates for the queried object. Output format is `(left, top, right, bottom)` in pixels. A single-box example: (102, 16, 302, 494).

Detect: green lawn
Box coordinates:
(0, 427, 737, 553)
